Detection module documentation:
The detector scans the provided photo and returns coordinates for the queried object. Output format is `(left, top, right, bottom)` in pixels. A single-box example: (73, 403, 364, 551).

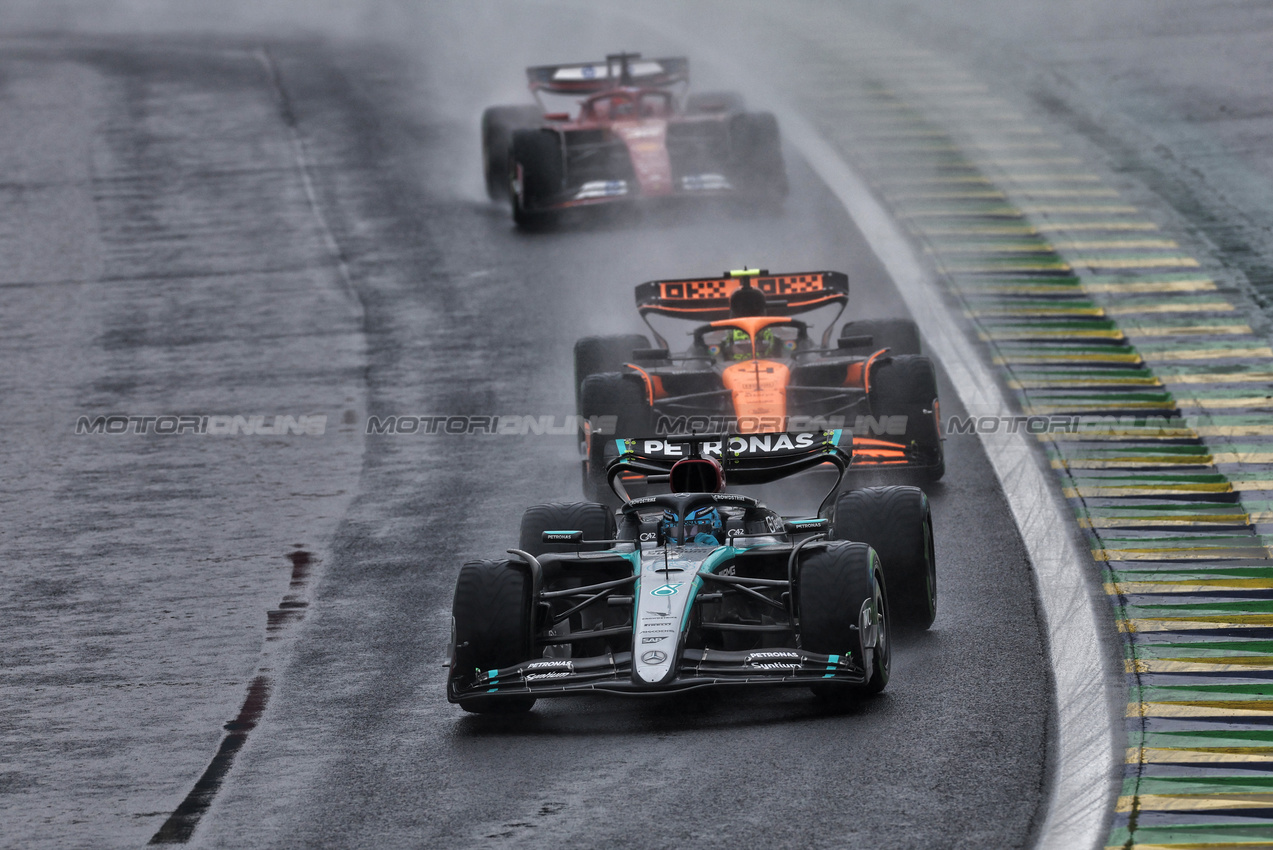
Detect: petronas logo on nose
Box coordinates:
(651, 583, 682, 596)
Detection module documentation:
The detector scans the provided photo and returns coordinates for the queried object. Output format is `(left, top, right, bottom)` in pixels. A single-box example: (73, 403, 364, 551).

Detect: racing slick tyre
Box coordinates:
(482, 105, 542, 201)
(868, 354, 944, 480)
(449, 559, 537, 714)
(797, 542, 890, 697)
(519, 502, 617, 556)
(686, 90, 745, 114)
(831, 486, 936, 630)
(510, 128, 563, 228)
(573, 334, 651, 410)
(580, 371, 653, 505)
(731, 111, 787, 200)
(839, 318, 922, 356)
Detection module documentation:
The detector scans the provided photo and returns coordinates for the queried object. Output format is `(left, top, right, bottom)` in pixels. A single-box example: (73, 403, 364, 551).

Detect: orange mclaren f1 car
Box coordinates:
(574, 269, 943, 502)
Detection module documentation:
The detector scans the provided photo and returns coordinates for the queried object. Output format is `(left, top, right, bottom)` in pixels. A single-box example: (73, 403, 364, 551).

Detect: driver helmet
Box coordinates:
(610, 95, 637, 117)
(660, 505, 724, 547)
(723, 327, 780, 361)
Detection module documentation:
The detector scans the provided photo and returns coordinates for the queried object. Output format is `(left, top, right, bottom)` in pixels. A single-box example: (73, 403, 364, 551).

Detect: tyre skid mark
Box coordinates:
(148, 676, 271, 845)
(148, 548, 312, 845)
(148, 43, 363, 845)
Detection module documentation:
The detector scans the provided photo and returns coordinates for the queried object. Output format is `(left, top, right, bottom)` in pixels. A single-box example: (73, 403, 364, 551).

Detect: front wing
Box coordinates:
(449, 647, 868, 702)
(539, 174, 740, 211)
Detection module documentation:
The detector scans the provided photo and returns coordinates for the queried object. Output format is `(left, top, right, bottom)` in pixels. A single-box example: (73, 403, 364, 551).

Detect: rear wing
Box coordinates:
(606, 430, 851, 515)
(527, 54, 689, 95)
(635, 270, 849, 322)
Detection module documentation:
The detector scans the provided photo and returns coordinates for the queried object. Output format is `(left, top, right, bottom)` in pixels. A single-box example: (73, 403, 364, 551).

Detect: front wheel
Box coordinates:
(482, 105, 541, 200)
(449, 559, 537, 714)
(510, 128, 564, 228)
(798, 542, 890, 697)
(518, 502, 616, 556)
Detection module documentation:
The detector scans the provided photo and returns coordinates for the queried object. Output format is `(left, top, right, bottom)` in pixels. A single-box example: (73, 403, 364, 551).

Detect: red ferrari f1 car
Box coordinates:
(481, 53, 786, 226)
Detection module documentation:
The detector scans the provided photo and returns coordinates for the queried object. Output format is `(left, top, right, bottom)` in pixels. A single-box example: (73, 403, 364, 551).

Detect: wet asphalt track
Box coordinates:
(0, 5, 1051, 849)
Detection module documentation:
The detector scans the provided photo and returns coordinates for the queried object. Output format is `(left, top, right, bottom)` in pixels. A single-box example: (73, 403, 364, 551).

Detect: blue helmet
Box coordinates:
(660, 506, 724, 547)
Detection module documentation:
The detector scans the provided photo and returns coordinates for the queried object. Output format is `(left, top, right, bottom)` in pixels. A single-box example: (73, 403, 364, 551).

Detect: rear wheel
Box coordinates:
(840, 318, 922, 356)
(574, 335, 651, 410)
(580, 371, 653, 504)
(482, 105, 541, 200)
(797, 542, 890, 697)
(868, 354, 944, 480)
(832, 486, 936, 630)
(449, 559, 537, 714)
(731, 111, 787, 199)
(518, 502, 616, 556)
(510, 128, 563, 228)
(686, 90, 745, 114)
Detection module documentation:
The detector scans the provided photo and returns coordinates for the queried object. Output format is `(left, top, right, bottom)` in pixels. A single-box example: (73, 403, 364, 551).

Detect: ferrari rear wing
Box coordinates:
(635, 270, 849, 322)
(606, 429, 852, 514)
(527, 54, 689, 95)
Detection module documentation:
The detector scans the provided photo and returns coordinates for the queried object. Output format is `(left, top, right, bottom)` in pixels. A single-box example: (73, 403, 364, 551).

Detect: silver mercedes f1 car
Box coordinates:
(447, 430, 935, 714)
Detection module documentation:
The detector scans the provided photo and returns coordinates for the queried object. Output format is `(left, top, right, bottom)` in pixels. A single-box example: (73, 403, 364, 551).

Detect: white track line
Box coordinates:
(777, 113, 1121, 850)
